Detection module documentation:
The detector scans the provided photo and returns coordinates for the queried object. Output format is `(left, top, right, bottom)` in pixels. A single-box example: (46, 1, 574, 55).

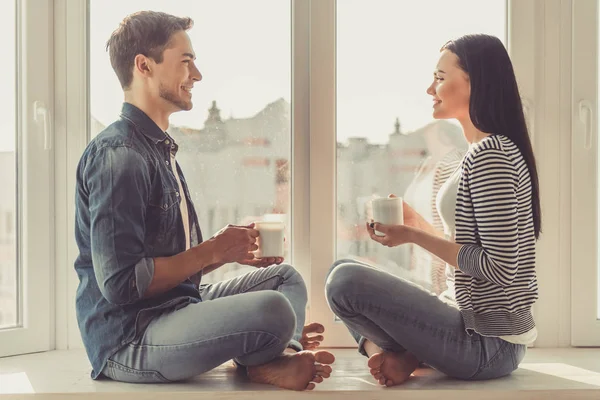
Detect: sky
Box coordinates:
(0, 0, 506, 152)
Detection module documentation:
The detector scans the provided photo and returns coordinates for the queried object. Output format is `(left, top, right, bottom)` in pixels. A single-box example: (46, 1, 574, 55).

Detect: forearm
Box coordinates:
(409, 227, 462, 268)
(417, 217, 446, 239)
(144, 239, 218, 298)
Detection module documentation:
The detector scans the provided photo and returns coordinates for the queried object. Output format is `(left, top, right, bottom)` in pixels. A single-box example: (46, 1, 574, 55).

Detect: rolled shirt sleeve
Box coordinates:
(84, 145, 155, 305)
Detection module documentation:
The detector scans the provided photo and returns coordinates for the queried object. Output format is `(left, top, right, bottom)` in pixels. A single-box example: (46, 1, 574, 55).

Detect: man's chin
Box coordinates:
(171, 101, 193, 112)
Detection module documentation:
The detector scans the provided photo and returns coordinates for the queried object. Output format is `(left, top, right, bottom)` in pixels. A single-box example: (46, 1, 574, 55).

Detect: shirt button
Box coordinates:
(165, 139, 170, 145)
(163, 204, 168, 209)
(176, 192, 180, 197)
(165, 160, 169, 166)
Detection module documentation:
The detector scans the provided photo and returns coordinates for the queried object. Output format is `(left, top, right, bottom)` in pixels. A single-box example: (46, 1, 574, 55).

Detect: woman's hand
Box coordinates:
(386, 194, 444, 238)
(366, 220, 415, 247)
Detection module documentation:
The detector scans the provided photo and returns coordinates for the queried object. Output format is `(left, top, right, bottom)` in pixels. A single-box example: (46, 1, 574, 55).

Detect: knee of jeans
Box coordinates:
(326, 258, 358, 283)
(253, 291, 296, 343)
(277, 263, 308, 302)
(325, 263, 366, 306)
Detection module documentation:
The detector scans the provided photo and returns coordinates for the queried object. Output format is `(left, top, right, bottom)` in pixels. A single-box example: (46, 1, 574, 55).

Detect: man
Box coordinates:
(74, 11, 334, 391)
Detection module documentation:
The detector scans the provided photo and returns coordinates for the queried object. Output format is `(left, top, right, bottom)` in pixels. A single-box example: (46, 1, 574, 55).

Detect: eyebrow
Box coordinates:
(182, 53, 196, 60)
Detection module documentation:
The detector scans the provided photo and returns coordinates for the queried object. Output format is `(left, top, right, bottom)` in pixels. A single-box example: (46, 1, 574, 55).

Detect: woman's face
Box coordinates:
(426, 49, 471, 121)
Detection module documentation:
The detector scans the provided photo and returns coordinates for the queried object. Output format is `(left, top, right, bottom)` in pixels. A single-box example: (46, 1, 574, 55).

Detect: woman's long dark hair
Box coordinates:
(442, 34, 542, 239)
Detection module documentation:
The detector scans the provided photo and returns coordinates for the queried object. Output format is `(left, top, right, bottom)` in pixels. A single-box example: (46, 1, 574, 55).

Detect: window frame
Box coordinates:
(0, 0, 54, 357)
(571, 0, 600, 346)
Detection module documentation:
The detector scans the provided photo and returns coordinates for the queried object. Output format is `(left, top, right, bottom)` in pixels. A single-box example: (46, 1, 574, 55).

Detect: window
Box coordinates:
(0, 0, 53, 357)
(309, 0, 512, 346)
(571, 0, 600, 345)
(89, 0, 292, 284)
(0, 0, 17, 332)
(336, 0, 505, 291)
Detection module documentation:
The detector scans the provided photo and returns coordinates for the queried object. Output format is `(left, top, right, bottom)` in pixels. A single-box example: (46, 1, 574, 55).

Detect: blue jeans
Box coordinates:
(101, 264, 306, 383)
(325, 259, 526, 380)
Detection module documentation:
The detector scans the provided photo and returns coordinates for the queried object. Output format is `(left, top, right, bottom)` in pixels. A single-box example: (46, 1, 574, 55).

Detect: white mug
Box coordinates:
(254, 221, 285, 258)
(371, 197, 404, 236)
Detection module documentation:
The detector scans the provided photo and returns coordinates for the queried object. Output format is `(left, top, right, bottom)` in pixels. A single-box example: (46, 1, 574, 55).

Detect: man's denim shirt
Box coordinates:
(74, 103, 204, 379)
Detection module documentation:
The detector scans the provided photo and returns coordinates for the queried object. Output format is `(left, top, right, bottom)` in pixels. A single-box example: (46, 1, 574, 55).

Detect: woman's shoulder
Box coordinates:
(463, 134, 518, 171)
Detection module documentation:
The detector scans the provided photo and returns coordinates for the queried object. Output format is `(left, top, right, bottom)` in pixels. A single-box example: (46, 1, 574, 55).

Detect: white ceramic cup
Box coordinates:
(371, 197, 404, 236)
(254, 221, 285, 258)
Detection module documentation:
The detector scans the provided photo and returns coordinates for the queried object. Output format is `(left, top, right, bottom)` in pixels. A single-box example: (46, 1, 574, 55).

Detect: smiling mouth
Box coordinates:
(181, 86, 193, 93)
(433, 99, 441, 107)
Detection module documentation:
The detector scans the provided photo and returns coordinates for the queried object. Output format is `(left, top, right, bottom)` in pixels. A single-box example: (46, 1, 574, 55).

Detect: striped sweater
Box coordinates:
(455, 134, 538, 336)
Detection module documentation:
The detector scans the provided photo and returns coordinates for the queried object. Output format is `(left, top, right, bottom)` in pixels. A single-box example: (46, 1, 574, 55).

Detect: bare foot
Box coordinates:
(247, 350, 335, 391)
(300, 322, 325, 350)
(368, 351, 419, 387)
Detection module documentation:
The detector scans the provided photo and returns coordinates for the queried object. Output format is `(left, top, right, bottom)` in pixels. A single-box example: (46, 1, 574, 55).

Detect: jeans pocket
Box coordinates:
(470, 340, 517, 380)
(103, 360, 172, 383)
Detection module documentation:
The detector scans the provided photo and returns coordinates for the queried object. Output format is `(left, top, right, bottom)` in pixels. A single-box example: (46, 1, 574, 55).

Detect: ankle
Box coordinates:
(363, 339, 384, 357)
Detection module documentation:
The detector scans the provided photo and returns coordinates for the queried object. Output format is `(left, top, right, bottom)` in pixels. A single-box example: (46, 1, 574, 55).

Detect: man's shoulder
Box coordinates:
(84, 119, 148, 160)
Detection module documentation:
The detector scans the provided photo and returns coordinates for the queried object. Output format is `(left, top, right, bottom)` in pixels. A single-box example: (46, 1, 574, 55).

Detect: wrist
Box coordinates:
(198, 238, 221, 268)
(406, 226, 420, 244)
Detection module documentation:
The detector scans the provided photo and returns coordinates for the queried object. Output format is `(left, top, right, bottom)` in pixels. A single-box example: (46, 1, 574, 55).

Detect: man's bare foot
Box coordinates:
(247, 350, 335, 391)
(300, 322, 325, 350)
(368, 351, 419, 387)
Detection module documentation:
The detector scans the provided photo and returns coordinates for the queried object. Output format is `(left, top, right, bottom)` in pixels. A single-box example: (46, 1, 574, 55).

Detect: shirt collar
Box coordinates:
(120, 102, 168, 144)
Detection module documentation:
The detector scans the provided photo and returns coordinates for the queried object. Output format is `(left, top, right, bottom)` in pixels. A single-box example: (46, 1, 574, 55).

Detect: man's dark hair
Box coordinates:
(106, 11, 193, 89)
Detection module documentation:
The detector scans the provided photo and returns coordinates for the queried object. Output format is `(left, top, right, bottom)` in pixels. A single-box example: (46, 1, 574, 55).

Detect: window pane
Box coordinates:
(597, 1, 600, 320)
(90, 1, 291, 283)
(0, 0, 17, 330)
(336, 0, 506, 293)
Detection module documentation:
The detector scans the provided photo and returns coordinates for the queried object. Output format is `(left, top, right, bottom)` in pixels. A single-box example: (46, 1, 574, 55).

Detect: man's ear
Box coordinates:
(133, 54, 152, 76)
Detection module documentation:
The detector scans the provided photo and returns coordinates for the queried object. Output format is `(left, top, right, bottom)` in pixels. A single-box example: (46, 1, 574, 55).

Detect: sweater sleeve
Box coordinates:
(457, 147, 520, 287)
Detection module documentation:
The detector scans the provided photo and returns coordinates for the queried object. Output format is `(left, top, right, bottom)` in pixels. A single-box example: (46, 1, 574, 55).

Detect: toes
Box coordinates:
(385, 379, 394, 387)
(367, 352, 385, 370)
(316, 364, 332, 374)
(303, 322, 325, 334)
(314, 350, 335, 364)
(312, 375, 324, 383)
(305, 383, 316, 391)
(378, 377, 386, 386)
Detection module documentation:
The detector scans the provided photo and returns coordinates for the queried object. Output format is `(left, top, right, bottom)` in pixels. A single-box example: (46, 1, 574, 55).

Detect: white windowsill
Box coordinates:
(1, 348, 600, 399)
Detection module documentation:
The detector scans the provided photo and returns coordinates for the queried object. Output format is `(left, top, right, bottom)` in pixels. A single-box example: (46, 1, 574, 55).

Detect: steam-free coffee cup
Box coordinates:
(254, 221, 285, 258)
(371, 197, 404, 237)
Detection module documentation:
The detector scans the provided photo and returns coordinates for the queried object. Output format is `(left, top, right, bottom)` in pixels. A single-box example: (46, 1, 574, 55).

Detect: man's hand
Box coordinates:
(210, 223, 259, 265)
(239, 257, 284, 269)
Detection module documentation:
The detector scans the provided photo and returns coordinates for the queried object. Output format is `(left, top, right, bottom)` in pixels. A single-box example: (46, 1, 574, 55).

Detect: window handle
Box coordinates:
(33, 100, 52, 150)
(578, 99, 594, 150)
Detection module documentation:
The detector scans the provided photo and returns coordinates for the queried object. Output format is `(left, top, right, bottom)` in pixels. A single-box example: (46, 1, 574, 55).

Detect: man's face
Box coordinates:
(150, 31, 202, 112)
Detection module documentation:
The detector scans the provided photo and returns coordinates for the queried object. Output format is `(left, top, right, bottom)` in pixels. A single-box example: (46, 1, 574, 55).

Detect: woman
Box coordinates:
(325, 34, 541, 386)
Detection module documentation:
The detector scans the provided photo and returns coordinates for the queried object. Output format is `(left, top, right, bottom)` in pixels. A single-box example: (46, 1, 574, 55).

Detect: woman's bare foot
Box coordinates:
(300, 322, 325, 350)
(368, 351, 419, 387)
(247, 350, 335, 391)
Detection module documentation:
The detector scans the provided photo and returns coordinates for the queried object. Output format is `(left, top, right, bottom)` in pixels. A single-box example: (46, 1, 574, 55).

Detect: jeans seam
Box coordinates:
(470, 340, 510, 379)
(128, 329, 283, 351)
(240, 275, 284, 294)
(106, 359, 172, 383)
(340, 296, 477, 347)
